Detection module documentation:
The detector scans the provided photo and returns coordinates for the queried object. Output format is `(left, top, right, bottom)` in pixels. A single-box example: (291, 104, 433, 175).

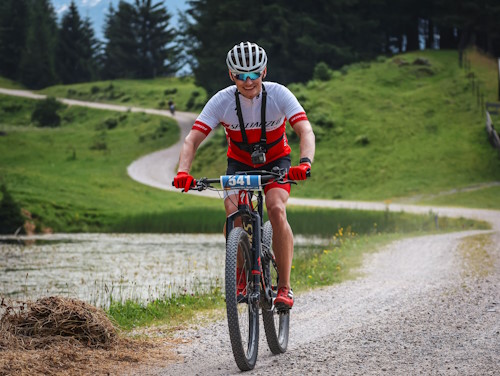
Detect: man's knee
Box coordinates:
(266, 189, 288, 223)
(224, 195, 238, 216)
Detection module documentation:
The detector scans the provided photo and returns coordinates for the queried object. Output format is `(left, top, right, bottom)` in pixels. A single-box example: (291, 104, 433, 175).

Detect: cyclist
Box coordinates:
(173, 41, 315, 310)
(168, 99, 175, 115)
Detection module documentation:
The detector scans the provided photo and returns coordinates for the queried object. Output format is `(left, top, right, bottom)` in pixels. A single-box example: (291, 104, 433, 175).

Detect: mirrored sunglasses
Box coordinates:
(233, 72, 262, 81)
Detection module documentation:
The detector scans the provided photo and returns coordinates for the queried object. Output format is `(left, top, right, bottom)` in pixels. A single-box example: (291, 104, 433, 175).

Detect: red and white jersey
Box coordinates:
(192, 81, 308, 166)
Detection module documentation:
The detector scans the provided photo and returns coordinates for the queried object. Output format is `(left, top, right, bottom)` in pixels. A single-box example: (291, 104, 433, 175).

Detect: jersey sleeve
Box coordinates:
(276, 84, 308, 127)
(192, 88, 232, 135)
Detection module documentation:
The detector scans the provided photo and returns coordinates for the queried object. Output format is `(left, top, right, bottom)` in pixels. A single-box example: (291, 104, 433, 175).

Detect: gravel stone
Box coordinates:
(131, 227, 500, 376)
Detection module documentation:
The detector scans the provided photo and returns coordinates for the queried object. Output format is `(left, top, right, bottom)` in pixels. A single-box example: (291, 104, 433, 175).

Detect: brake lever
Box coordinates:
(193, 178, 210, 191)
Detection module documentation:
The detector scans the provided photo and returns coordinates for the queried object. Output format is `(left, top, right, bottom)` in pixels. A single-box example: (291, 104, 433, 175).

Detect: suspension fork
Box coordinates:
(225, 190, 263, 304)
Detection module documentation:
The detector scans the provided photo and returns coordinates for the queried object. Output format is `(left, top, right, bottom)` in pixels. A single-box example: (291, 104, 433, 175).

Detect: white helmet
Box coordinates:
(226, 42, 267, 74)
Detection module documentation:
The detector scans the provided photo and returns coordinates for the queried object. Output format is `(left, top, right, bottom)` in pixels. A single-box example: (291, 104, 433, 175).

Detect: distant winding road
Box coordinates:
(2, 87, 499, 375)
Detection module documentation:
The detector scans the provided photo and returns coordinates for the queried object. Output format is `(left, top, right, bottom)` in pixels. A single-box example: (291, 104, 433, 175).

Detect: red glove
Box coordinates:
(173, 172, 195, 192)
(288, 163, 311, 180)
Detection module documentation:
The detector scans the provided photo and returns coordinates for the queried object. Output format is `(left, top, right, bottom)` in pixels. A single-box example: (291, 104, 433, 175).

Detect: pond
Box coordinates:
(0, 233, 326, 308)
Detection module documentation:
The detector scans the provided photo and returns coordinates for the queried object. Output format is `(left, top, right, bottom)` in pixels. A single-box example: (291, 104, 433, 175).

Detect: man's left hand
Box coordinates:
(288, 163, 311, 180)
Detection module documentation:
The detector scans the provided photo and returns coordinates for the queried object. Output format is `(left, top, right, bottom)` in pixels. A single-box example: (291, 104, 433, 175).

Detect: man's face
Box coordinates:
(229, 68, 267, 100)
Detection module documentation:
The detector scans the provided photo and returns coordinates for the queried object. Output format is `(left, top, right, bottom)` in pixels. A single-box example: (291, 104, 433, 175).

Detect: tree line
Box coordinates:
(0, 0, 179, 89)
(0, 0, 499, 94)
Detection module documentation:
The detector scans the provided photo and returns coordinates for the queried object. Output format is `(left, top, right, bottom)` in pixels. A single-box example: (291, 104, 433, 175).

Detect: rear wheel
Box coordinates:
(225, 227, 259, 370)
(261, 221, 290, 354)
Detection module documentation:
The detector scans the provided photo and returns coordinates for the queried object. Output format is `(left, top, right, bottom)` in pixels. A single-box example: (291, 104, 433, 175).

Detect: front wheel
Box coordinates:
(225, 227, 259, 370)
(261, 221, 290, 354)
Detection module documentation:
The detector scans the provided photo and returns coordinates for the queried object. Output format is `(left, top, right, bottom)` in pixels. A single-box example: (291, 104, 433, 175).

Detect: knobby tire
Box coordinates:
(225, 227, 259, 371)
(261, 221, 290, 354)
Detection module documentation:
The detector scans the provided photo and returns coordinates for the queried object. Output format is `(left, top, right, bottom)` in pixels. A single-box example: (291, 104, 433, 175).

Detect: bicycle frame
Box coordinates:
(179, 168, 295, 369)
(185, 168, 290, 308)
(225, 189, 271, 306)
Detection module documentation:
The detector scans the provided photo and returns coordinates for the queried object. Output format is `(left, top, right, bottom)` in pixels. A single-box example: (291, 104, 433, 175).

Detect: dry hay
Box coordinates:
(1, 296, 116, 349)
(0, 297, 180, 376)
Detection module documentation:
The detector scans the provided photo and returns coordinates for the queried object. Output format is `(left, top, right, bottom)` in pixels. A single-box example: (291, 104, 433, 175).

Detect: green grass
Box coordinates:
(108, 287, 225, 330)
(291, 232, 399, 289)
(111, 201, 487, 235)
(39, 76, 207, 112)
(2, 50, 498, 332)
(0, 76, 25, 90)
(0, 94, 226, 232)
(190, 49, 500, 206)
(418, 185, 500, 209)
(107, 215, 486, 330)
(2, 48, 499, 232)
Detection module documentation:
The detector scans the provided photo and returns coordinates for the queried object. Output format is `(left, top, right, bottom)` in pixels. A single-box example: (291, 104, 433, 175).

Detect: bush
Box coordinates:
(355, 135, 370, 146)
(2, 104, 22, 113)
(0, 184, 24, 234)
(90, 132, 108, 150)
(186, 90, 204, 110)
(313, 62, 332, 81)
(311, 112, 334, 129)
(164, 88, 177, 95)
(186, 96, 196, 110)
(104, 118, 118, 130)
(138, 121, 171, 142)
(31, 97, 64, 127)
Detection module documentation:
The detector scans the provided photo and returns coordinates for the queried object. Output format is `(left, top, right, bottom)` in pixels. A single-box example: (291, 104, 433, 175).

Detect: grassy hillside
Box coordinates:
(190, 49, 500, 204)
(39, 76, 207, 112)
(1, 49, 499, 233)
(0, 93, 224, 232)
(0, 77, 25, 90)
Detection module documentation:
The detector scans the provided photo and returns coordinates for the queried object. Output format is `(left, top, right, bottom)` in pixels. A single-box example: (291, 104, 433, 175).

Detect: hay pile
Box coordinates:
(0, 296, 116, 350)
(0, 296, 179, 376)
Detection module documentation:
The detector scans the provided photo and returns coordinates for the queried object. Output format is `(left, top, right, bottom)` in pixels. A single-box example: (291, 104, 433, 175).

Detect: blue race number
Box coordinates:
(220, 175, 262, 190)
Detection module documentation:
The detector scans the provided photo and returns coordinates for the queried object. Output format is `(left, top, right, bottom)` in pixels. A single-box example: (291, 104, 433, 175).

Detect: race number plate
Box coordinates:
(220, 175, 262, 190)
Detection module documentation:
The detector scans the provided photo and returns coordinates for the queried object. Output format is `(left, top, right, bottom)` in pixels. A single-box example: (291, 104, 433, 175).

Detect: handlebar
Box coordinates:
(194, 168, 290, 192)
(172, 167, 310, 192)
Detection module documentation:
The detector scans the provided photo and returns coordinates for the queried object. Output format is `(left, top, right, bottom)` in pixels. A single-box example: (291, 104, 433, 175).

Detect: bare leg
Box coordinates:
(224, 194, 243, 266)
(265, 188, 293, 290)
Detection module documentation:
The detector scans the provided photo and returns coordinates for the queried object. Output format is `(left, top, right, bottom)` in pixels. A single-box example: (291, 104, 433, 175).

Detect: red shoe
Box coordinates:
(236, 268, 247, 296)
(274, 287, 294, 309)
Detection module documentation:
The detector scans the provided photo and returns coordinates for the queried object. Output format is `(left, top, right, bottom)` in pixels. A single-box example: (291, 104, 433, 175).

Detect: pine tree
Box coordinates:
(103, 1, 139, 78)
(82, 17, 101, 80)
(18, 0, 58, 89)
(182, 0, 265, 95)
(0, 0, 29, 80)
(103, 0, 180, 79)
(182, 0, 386, 94)
(56, 1, 98, 84)
(134, 0, 180, 78)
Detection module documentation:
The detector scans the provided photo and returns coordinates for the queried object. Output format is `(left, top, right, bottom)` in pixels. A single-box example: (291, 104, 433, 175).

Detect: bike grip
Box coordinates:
(306, 169, 311, 178)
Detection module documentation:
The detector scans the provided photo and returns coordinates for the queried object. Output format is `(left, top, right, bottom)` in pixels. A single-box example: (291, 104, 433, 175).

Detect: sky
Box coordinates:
(52, 0, 189, 41)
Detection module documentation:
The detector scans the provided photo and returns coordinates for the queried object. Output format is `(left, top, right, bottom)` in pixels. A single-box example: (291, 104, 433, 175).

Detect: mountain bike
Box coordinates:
(187, 167, 294, 371)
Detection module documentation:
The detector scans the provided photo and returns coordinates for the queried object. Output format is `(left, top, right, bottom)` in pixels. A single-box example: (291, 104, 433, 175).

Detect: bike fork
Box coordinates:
(249, 211, 262, 305)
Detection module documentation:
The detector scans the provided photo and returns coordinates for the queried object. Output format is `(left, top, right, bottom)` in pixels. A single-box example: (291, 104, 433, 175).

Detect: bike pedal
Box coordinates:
(274, 302, 291, 313)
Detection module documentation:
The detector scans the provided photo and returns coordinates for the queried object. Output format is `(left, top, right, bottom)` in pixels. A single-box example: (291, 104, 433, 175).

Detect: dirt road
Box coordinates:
(122, 92, 500, 375)
(2, 87, 499, 375)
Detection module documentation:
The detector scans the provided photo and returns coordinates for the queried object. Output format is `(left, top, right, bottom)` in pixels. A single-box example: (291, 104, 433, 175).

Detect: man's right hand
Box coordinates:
(173, 172, 195, 192)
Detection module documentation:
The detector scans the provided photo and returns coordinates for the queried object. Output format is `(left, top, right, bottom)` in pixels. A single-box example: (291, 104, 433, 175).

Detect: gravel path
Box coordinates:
(140, 229, 499, 376)
(123, 92, 500, 375)
(2, 88, 499, 375)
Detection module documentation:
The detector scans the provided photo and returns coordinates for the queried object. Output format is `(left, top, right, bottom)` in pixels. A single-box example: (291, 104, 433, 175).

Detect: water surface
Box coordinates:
(0, 233, 325, 308)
